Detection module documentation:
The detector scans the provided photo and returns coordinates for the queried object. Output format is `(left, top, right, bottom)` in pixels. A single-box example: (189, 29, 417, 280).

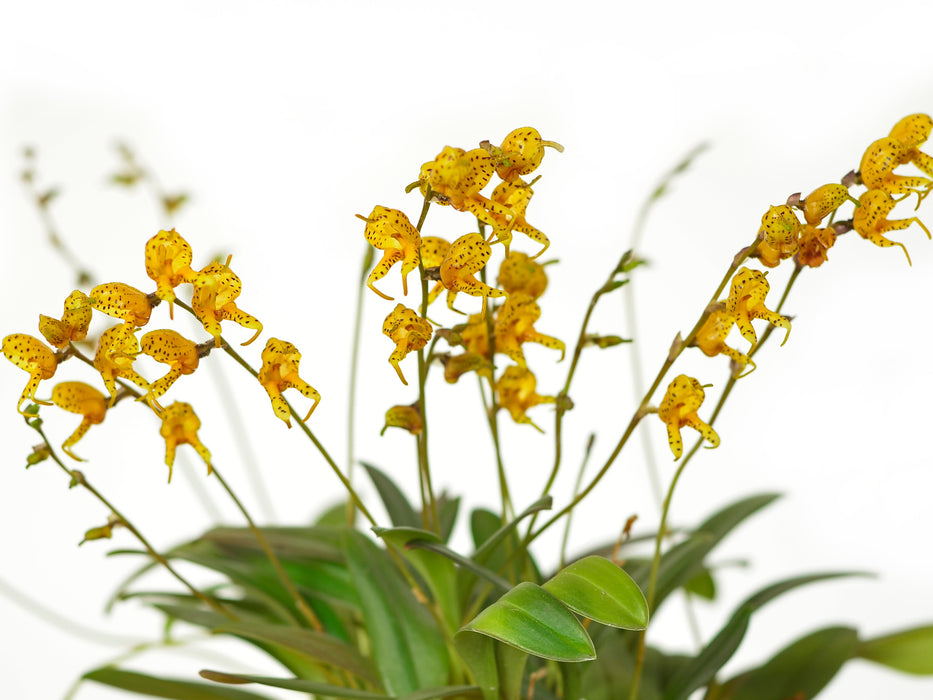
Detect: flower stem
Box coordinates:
(414, 193, 439, 533)
(346, 244, 374, 526)
(213, 335, 378, 527)
(210, 465, 323, 630)
(31, 422, 235, 620)
(528, 236, 762, 547)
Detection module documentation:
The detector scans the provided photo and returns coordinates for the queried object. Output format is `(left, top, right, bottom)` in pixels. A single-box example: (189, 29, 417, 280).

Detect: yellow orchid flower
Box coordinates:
(693, 303, 754, 376)
(50, 382, 107, 461)
(38, 290, 92, 350)
(158, 401, 211, 482)
(440, 233, 506, 315)
(495, 364, 555, 432)
(258, 338, 321, 428)
(498, 251, 549, 300)
(725, 267, 791, 346)
(657, 375, 719, 460)
(2, 334, 58, 414)
(382, 304, 432, 386)
(360, 206, 422, 301)
(493, 292, 565, 366)
(93, 324, 150, 406)
(140, 329, 201, 406)
(145, 229, 196, 318)
(89, 282, 153, 328)
(191, 256, 262, 347)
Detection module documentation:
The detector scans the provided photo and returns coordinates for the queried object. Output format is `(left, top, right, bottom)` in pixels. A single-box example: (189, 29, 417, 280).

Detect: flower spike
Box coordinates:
(258, 338, 321, 428)
(658, 375, 720, 460)
(2, 334, 58, 414)
(158, 401, 211, 482)
(382, 304, 433, 386)
(51, 382, 107, 461)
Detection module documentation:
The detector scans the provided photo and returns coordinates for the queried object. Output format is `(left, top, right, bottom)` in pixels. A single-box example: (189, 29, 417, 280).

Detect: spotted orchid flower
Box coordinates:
(693, 303, 754, 376)
(382, 304, 432, 386)
(140, 329, 200, 407)
(191, 256, 262, 347)
(159, 401, 211, 482)
(93, 324, 150, 406)
(145, 229, 196, 318)
(493, 292, 565, 366)
(39, 290, 92, 350)
(50, 382, 107, 461)
(258, 338, 321, 428)
(725, 267, 791, 346)
(495, 364, 555, 432)
(2, 334, 58, 414)
(440, 233, 506, 315)
(360, 206, 422, 301)
(657, 375, 720, 460)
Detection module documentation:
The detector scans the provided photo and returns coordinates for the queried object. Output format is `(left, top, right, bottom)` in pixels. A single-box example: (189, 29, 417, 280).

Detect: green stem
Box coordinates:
(346, 245, 374, 526)
(414, 193, 439, 533)
(32, 423, 235, 620)
(628, 260, 803, 700)
(527, 237, 762, 549)
(215, 336, 377, 526)
(211, 465, 323, 630)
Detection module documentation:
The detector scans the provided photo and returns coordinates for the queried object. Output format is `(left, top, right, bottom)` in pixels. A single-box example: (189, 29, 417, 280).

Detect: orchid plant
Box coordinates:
(5, 118, 933, 700)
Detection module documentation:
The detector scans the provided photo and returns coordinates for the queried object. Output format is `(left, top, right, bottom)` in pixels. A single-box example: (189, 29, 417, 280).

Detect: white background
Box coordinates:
(2, 1, 933, 698)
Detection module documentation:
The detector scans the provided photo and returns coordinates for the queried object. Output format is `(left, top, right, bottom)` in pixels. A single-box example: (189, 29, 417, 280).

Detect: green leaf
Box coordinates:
(201, 671, 480, 700)
(375, 526, 461, 633)
(343, 530, 449, 695)
(84, 668, 272, 699)
(684, 569, 716, 600)
(436, 495, 460, 543)
(200, 671, 387, 698)
(711, 626, 858, 700)
(662, 572, 867, 700)
(407, 538, 512, 592)
(542, 556, 648, 630)
(859, 624, 933, 675)
(460, 582, 595, 662)
(363, 462, 420, 528)
(628, 493, 780, 612)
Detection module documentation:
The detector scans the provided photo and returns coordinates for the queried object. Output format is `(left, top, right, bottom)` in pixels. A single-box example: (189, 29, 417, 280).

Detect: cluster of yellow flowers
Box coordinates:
(362, 128, 567, 431)
(2, 230, 321, 480)
(660, 114, 932, 460)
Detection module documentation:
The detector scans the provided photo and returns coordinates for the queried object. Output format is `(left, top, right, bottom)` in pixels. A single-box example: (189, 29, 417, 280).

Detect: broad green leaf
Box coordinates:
(84, 668, 272, 699)
(859, 624, 933, 675)
(661, 572, 866, 700)
(711, 626, 858, 700)
(363, 462, 420, 528)
(201, 671, 479, 700)
(461, 582, 595, 662)
(375, 526, 461, 633)
(343, 530, 449, 695)
(314, 500, 354, 527)
(542, 556, 648, 630)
